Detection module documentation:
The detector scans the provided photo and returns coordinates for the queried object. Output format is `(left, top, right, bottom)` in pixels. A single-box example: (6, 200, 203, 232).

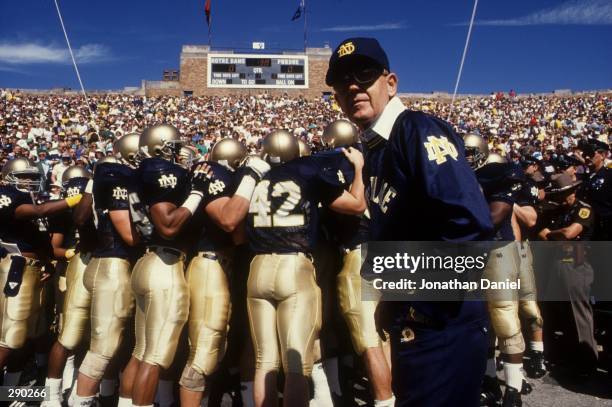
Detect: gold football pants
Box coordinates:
(484, 243, 525, 354)
(0, 255, 43, 349)
(58, 252, 92, 350)
(247, 253, 321, 375)
(184, 252, 231, 377)
(337, 248, 381, 355)
(131, 249, 189, 369)
(517, 242, 543, 331)
(84, 257, 134, 358)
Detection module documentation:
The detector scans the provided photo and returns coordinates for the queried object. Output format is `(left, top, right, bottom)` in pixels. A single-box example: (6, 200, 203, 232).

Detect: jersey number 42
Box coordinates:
(249, 180, 304, 227)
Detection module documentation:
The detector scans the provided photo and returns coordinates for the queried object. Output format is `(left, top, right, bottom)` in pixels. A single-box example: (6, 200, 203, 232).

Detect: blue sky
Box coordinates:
(0, 0, 610, 93)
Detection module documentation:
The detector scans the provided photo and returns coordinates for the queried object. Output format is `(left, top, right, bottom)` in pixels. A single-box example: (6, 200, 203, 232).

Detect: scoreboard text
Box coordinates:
(207, 53, 308, 89)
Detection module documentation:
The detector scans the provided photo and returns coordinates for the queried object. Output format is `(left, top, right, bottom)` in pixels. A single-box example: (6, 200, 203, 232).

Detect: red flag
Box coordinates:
(205, 0, 211, 26)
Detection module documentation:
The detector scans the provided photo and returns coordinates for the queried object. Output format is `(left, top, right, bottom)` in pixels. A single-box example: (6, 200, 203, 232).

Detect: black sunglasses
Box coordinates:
(333, 66, 385, 87)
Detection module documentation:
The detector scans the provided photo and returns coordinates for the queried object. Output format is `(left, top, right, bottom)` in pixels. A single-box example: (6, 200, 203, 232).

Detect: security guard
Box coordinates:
(0, 158, 83, 371)
(327, 38, 493, 406)
(538, 174, 598, 375)
(579, 139, 612, 240)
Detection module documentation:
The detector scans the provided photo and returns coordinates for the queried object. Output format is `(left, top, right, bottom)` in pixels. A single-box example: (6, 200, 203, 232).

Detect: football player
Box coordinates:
(122, 124, 208, 407)
(42, 164, 97, 407)
(178, 138, 248, 407)
(320, 119, 393, 406)
(244, 130, 366, 407)
(0, 158, 83, 372)
(465, 135, 531, 407)
(73, 133, 141, 406)
(512, 165, 546, 380)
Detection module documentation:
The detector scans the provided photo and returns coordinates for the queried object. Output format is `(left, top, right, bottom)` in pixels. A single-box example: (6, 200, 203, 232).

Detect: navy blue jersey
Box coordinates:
(47, 210, 76, 249)
(92, 162, 136, 258)
(364, 110, 493, 241)
(314, 149, 369, 249)
(137, 157, 190, 250)
(0, 185, 51, 253)
(246, 154, 352, 254)
(190, 161, 236, 252)
(476, 163, 523, 241)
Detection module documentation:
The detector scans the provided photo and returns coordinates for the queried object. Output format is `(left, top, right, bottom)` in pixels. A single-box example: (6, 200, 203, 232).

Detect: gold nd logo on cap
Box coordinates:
(337, 41, 355, 57)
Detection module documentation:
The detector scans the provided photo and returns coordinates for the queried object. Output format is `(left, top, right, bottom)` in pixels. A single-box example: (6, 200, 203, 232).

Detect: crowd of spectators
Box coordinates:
(1, 89, 610, 187)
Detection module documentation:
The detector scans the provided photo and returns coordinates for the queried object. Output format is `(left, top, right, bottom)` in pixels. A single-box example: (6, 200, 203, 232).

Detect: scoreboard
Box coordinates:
(207, 53, 308, 89)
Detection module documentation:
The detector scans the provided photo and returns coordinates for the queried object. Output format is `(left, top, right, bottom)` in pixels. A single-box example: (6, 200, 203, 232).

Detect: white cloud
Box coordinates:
(320, 22, 406, 32)
(0, 42, 111, 64)
(475, 0, 612, 26)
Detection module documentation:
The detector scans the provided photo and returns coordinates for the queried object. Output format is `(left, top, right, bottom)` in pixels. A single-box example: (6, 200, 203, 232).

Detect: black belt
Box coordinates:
(196, 251, 219, 261)
(147, 246, 185, 260)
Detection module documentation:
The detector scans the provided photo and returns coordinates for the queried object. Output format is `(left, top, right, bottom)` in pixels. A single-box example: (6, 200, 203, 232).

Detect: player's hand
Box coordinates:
(342, 146, 364, 170)
(242, 156, 271, 181)
(190, 163, 213, 194)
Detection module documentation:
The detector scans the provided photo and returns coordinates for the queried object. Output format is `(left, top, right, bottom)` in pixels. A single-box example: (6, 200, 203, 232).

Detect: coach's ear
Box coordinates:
(386, 72, 398, 99)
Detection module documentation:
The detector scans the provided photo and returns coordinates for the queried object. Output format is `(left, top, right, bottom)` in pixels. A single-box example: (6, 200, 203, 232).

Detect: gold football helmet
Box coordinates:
(62, 165, 92, 185)
(297, 140, 311, 157)
(262, 130, 299, 165)
(322, 119, 358, 149)
(463, 133, 490, 170)
(1, 158, 43, 193)
(210, 138, 247, 170)
(139, 124, 184, 162)
(113, 132, 141, 167)
(486, 153, 507, 164)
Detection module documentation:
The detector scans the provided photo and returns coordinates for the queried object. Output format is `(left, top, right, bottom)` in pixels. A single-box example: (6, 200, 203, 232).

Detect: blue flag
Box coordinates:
(291, 0, 304, 21)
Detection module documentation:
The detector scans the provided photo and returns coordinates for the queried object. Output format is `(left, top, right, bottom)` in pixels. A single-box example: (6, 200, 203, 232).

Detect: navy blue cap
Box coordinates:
(326, 37, 390, 86)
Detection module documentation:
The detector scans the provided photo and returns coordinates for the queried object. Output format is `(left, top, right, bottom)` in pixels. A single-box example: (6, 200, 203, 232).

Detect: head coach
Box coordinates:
(326, 37, 494, 406)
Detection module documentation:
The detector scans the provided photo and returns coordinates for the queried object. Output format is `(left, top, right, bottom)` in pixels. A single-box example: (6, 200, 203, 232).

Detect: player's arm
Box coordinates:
(204, 157, 272, 232)
(149, 202, 195, 240)
(50, 232, 68, 259)
(15, 194, 81, 221)
(489, 201, 512, 228)
(109, 210, 139, 246)
(328, 147, 366, 215)
(73, 192, 93, 227)
(513, 203, 537, 229)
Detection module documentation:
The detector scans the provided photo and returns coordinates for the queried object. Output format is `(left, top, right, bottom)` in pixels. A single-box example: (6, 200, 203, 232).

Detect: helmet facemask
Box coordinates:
(6, 170, 43, 194)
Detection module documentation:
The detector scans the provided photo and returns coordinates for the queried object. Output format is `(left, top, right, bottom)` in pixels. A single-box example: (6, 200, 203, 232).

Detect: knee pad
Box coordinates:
(519, 301, 543, 332)
(488, 300, 520, 339)
(79, 351, 110, 381)
(179, 364, 206, 392)
(499, 332, 525, 354)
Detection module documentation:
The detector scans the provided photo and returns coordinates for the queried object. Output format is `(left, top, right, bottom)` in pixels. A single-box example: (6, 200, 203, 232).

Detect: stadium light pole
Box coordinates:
(53, 0, 92, 116)
(447, 0, 478, 121)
